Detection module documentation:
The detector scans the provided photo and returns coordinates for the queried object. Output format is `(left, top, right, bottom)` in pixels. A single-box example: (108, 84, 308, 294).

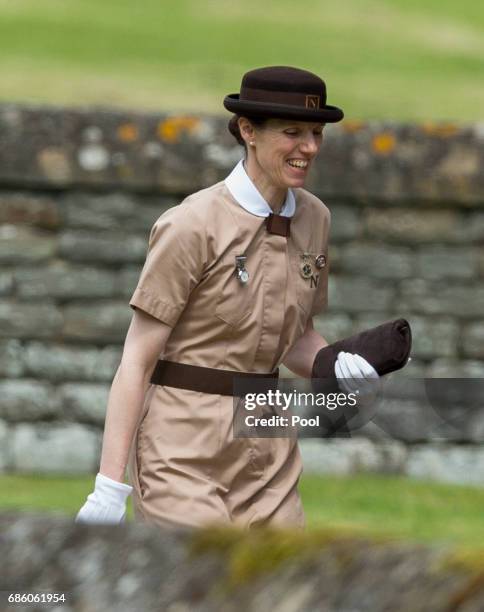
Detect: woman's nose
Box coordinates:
(300, 134, 320, 154)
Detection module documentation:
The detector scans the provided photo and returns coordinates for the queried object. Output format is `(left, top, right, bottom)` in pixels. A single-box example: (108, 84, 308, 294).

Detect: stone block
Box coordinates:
(0, 224, 57, 263)
(328, 276, 394, 313)
(0, 419, 8, 471)
(0, 339, 24, 377)
(364, 209, 458, 243)
(59, 191, 173, 232)
(132, 200, 175, 231)
(328, 204, 361, 241)
(23, 342, 121, 382)
(467, 212, 484, 242)
(299, 439, 359, 475)
(60, 191, 137, 229)
(399, 279, 484, 318)
(372, 398, 429, 443)
(326, 243, 342, 271)
(466, 408, 484, 443)
(398, 358, 427, 377)
(0, 271, 13, 295)
(58, 230, 148, 264)
(0, 300, 63, 339)
(353, 313, 393, 330)
(313, 313, 353, 344)
(415, 246, 478, 280)
(15, 263, 118, 300)
(119, 266, 142, 298)
(0, 192, 60, 228)
(62, 302, 131, 342)
(426, 359, 484, 378)
(401, 316, 458, 360)
(339, 243, 413, 279)
(0, 379, 60, 421)
(479, 247, 484, 277)
(11, 422, 101, 473)
(373, 439, 408, 473)
(59, 382, 109, 425)
(373, 379, 477, 443)
(406, 444, 484, 486)
(299, 438, 407, 475)
(461, 322, 484, 359)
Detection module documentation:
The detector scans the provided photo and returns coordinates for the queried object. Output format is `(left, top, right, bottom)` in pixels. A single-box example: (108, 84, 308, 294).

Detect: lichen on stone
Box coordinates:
(189, 524, 386, 588)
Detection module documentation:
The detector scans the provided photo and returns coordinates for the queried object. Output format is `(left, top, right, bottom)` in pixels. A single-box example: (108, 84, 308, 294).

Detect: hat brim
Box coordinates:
(223, 94, 344, 123)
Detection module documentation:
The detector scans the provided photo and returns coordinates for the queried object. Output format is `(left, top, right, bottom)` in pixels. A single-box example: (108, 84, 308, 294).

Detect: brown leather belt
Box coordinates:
(150, 359, 279, 396)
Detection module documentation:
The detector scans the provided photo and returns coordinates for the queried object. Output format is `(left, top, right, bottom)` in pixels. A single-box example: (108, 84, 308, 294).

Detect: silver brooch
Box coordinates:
(235, 255, 249, 284)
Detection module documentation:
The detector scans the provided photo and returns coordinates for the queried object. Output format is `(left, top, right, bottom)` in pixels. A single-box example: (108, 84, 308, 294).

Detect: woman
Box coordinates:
(76, 66, 379, 528)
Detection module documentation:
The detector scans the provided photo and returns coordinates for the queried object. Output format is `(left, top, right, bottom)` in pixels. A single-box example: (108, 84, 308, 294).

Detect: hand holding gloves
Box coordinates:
(334, 351, 381, 405)
(312, 319, 412, 381)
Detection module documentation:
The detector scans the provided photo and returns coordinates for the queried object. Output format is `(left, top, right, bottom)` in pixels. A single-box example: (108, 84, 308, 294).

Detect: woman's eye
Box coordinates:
(284, 130, 323, 137)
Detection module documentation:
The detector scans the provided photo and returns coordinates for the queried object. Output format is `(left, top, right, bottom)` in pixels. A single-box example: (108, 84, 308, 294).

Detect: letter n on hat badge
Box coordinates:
(305, 95, 320, 109)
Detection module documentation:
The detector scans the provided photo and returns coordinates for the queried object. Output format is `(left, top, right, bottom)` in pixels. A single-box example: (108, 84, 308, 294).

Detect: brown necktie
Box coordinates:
(266, 213, 291, 237)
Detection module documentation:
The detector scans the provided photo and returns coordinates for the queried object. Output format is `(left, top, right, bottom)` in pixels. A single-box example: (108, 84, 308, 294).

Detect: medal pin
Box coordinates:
(235, 255, 249, 284)
(300, 252, 313, 280)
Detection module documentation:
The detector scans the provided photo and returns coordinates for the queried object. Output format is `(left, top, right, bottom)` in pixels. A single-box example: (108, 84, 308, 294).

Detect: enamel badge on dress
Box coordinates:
(300, 253, 313, 280)
(235, 255, 249, 284)
(315, 254, 326, 269)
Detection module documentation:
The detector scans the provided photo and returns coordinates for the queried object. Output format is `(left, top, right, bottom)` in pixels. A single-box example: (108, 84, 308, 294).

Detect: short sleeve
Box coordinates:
(310, 207, 331, 317)
(129, 204, 207, 327)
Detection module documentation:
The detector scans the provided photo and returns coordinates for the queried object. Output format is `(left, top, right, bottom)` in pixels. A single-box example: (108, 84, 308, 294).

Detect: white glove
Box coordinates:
(75, 472, 133, 525)
(335, 351, 381, 406)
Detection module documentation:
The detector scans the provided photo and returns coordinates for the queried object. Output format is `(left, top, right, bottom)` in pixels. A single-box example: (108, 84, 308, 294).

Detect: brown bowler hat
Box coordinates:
(223, 65, 344, 123)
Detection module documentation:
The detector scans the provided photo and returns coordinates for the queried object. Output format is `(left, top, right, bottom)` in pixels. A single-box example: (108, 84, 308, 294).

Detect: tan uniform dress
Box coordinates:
(127, 160, 330, 529)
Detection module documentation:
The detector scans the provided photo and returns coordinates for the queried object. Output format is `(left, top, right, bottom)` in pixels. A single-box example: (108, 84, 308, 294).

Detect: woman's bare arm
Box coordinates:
(282, 318, 329, 378)
(98, 309, 172, 482)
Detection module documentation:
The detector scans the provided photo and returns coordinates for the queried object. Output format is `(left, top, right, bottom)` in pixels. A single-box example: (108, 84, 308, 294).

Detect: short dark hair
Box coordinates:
(227, 114, 269, 149)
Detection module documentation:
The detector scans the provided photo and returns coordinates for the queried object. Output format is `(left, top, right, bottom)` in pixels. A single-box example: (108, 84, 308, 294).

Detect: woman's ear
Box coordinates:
(238, 117, 255, 145)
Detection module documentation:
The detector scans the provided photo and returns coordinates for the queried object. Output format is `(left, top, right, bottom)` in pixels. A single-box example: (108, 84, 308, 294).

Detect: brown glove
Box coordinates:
(312, 318, 412, 381)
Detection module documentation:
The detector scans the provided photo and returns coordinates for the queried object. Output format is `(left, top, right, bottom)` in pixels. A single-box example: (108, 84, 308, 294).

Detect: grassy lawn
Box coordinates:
(299, 474, 484, 549)
(2, 472, 484, 550)
(0, 0, 482, 120)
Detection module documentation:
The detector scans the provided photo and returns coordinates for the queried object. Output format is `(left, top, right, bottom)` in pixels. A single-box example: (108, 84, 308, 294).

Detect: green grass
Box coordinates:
(299, 473, 484, 548)
(0, 0, 482, 120)
(2, 472, 484, 550)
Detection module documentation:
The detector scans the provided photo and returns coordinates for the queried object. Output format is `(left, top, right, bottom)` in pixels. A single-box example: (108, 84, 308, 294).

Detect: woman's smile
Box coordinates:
(286, 158, 310, 174)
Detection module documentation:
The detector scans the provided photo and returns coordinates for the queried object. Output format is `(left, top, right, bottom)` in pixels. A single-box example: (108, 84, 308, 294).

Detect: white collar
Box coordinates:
(224, 159, 295, 218)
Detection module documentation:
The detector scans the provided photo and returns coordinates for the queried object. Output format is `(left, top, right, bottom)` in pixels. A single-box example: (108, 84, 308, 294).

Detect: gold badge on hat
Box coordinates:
(300, 253, 313, 279)
(305, 95, 320, 109)
(315, 254, 326, 269)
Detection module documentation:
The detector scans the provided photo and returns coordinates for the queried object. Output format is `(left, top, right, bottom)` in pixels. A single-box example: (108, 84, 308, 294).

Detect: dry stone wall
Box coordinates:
(0, 103, 483, 481)
(2, 512, 484, 612)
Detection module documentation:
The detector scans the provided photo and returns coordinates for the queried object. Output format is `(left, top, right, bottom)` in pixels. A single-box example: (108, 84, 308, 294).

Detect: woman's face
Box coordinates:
(245, 118, 325, 188)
